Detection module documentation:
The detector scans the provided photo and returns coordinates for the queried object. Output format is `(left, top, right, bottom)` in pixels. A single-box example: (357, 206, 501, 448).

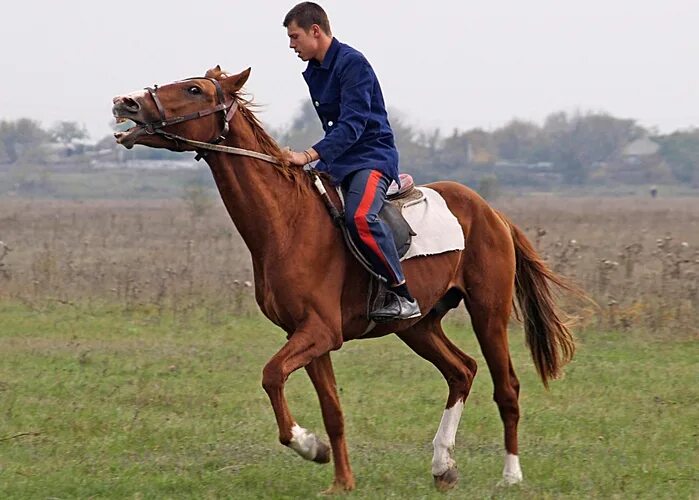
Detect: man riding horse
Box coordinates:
(283, 2, 421, 322)
(111, 3, 582, 491)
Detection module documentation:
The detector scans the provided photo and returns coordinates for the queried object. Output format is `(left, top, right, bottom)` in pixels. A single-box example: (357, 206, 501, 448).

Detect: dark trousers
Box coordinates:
(341, 169, 405, 285)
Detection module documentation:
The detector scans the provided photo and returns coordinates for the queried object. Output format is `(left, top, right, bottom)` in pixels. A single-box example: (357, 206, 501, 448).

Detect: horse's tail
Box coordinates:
(497, 211, 581, 388)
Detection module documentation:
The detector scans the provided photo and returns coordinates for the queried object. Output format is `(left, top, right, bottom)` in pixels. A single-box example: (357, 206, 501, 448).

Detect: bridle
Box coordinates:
(141, 77, 280, 164)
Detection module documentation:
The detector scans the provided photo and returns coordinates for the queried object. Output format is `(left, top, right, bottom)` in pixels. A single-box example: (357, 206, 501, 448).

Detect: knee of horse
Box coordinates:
(261, 361, 284, 396)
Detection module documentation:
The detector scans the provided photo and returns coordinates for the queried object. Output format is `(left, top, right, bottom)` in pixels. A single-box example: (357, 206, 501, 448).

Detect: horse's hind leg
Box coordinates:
(465, 273, 523, 485)
(304, 353, 355, 492)
(397, 314, 478, 491)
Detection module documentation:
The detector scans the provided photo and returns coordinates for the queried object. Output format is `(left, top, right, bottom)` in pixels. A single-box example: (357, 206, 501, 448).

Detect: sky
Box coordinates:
(1, 0, 697, 141)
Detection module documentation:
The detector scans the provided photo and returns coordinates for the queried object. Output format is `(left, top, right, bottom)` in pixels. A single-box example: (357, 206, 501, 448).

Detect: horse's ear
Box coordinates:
(205, 65, 224, 78)
(222, 67, 251, 94)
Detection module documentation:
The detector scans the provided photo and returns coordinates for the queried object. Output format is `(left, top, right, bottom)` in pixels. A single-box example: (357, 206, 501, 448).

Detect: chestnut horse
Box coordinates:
(112, 66, 577, 493)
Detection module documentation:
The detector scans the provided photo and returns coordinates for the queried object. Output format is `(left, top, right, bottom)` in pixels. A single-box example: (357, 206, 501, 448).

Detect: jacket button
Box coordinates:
(328, 121, 334, 127)
(314, 101, 319, 107)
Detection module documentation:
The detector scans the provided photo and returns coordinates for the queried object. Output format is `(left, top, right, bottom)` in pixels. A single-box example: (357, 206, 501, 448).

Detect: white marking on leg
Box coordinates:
(431, 400, 464, 476)
(502, 453, 523, 484)
(289, 424, 319, 461)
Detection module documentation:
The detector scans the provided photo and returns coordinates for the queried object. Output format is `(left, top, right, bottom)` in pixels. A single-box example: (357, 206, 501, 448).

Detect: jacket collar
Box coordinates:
(307, 37, 341, 71)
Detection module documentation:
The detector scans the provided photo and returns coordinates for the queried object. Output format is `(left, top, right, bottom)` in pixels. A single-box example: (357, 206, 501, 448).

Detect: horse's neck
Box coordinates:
(203, 117, 310, 258)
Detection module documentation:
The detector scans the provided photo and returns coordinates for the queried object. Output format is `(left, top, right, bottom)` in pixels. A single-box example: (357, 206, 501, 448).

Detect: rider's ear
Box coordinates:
(221, 67, 251, 94)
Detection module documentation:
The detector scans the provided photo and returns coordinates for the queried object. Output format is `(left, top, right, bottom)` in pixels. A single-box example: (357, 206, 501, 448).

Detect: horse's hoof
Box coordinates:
(498, 473, 523, 487)
(433, 467, 459, 491)
(312, 440, 331, 464)
(319, 478, 355, 495)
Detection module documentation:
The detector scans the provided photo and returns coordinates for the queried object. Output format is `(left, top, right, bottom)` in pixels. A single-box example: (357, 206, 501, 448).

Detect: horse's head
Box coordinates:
(112, 66, 250, 150)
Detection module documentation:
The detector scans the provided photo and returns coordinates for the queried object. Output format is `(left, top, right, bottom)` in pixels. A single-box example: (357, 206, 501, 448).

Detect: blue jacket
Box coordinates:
(303, 38, 400, 185)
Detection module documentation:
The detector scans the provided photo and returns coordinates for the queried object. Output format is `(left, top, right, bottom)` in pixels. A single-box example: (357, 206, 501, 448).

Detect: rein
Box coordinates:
(155, 130, 283, 165)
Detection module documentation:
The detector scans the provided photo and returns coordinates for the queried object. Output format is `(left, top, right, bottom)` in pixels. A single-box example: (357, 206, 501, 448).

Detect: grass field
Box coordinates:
(0, 303, 696, 499)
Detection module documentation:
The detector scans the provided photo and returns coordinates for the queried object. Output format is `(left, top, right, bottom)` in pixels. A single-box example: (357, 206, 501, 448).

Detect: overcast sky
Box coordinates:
(1, 0, 697, 140)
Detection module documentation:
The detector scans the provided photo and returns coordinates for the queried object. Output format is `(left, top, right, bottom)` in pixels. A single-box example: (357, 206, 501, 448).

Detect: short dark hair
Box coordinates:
(283, 2, 332, 36)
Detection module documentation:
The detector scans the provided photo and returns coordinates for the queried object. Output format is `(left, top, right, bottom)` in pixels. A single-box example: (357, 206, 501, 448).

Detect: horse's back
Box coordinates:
(424, 180, 512, 249)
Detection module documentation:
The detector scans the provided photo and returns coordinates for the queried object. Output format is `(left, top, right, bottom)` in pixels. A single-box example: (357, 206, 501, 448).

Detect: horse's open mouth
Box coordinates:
(113, 116, 147, 149)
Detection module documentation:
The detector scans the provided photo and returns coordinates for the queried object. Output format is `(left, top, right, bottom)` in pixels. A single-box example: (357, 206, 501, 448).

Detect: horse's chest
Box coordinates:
(254, 276, 300, 332)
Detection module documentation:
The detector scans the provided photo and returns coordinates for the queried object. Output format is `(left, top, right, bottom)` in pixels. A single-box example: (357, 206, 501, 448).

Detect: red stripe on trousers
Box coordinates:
(354, 170, 397, 283)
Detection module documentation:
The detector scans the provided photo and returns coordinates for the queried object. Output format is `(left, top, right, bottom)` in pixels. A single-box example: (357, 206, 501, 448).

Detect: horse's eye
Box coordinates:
(188, 86, 202, 95)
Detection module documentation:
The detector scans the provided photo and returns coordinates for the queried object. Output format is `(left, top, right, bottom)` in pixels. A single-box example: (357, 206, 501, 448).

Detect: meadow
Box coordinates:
(1, 305, 696, 498)
(0, 194, 698, 498)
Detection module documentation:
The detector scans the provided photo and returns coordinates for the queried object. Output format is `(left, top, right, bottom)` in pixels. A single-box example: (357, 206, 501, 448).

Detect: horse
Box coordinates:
(112, 66, 578, 494)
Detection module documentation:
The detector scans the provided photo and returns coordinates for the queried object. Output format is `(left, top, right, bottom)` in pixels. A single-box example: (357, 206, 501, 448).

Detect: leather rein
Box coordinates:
(142, 77, 281, 165)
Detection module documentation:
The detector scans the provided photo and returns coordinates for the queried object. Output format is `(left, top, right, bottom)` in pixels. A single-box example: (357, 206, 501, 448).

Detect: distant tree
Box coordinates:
(440, 129, 470, 169)
(492, 119, 544, 162)
(0, 118, 49, 164)
(543, 112, 643, 184)
(461, 128, 497, 165)
(417, 128, 442, 155)
(50, 121, 88, 144)
(656, 129, 699, 183)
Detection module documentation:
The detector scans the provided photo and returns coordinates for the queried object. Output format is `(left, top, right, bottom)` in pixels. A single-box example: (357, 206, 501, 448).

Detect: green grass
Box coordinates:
(0, 303, 696, 498)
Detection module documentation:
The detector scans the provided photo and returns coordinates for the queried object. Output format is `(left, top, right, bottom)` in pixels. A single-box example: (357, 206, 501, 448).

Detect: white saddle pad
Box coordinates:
(400, 187, 464, 260)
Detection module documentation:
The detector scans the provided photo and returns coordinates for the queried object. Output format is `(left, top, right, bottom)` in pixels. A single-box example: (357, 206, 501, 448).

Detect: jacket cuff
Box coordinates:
(312, 139, 336, 164)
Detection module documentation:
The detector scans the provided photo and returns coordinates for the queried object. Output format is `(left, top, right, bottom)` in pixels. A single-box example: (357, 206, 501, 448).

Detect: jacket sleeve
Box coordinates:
(312, 54, 373, 164)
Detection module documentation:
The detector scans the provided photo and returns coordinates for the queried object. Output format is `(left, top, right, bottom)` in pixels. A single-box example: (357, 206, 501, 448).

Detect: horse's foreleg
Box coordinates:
(305, 353, 355, 492)
(261, 324, 340, 464)
(397, 314, 477, 491)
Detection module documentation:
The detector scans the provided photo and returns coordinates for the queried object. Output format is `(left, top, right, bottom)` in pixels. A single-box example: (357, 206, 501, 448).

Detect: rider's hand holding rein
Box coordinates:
(283, 147, 319, 166)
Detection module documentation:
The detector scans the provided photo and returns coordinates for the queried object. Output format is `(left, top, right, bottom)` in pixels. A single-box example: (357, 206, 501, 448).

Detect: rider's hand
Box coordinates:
(282, 148, 308, 167)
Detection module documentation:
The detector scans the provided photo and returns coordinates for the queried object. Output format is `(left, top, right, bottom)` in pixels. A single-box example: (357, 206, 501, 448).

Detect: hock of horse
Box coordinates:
(112, 66, 581, 494)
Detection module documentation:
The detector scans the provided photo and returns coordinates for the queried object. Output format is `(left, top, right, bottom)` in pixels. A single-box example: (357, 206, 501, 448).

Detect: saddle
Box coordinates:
(381, 173, 419, 257)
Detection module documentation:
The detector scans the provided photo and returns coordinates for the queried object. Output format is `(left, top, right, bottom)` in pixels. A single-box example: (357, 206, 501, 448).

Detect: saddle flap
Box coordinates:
(379, 201, 416, 259)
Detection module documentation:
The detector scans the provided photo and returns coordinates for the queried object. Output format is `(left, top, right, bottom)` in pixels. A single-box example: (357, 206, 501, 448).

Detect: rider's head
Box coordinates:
(284, 2, 333, 63)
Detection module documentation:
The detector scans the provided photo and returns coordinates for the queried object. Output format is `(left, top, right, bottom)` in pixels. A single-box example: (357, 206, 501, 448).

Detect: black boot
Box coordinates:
(369, 291, 421, 322)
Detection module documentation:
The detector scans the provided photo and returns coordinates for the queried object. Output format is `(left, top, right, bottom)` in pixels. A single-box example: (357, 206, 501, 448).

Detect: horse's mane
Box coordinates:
(205, 66, 310, 189)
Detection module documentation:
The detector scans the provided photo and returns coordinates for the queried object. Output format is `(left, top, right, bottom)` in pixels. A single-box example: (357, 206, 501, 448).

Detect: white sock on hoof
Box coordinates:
(431, 400, 464, 476)
(502, 453, 523, 484)
(289, 424, 319, 461)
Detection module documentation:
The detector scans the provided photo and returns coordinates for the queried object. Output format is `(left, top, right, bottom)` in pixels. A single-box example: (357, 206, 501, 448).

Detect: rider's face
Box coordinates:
(287, 21, 321, 62)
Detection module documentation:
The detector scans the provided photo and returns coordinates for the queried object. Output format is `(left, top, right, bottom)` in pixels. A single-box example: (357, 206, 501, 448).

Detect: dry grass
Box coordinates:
(497, 196, 699, 336)
(0, 199, 256, 322)
(1, 196, 698, 334)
